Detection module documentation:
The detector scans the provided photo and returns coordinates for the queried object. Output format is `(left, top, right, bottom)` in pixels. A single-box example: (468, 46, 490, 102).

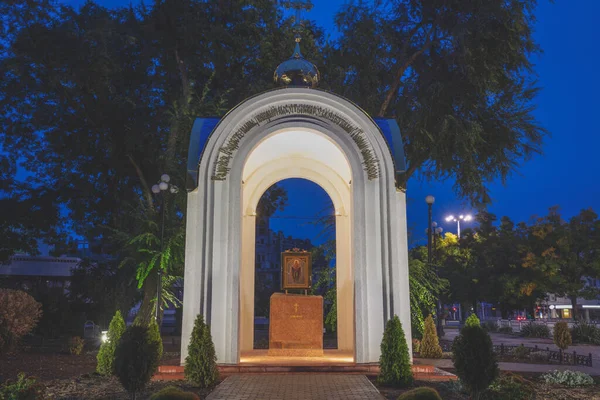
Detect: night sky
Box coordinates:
(60, 0, 600, 247)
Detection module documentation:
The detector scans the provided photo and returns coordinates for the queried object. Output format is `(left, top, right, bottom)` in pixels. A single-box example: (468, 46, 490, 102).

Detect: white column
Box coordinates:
(239, 214, 256, 353)
(335, 214, 354, 353)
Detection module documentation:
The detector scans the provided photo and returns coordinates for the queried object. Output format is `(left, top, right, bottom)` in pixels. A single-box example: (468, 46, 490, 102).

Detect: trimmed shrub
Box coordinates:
(150, 386, 200, 400)
(570, 321, 600, 345)
(148, 318, 164, 367)
(541, 370, 594, 387)
(513, 344, 529, 360)
(377, 315, 413, 387)
(185, 314, 219, 388)
(397, 387, 442, 400)
(96, 310, 126, 375)
(452, 326, 499, 400)
(68, 336, 85, 355)
(113, 325, 161, 399)
(498, 326, 513, 334)
(0, 373, 45, 400)
(553, 321, 572, 350)
(520, 322, 549, 338)
(483, 372, 535, 400)
(482, 321, 498, 333)
(0, 289, 42, 353)
(464, 314, 480, 328)
(419, 315, 442, 358)
(412, 339, 421, 353)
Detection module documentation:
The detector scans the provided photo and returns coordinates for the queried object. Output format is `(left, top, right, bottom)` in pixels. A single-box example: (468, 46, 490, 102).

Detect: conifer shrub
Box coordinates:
(377, 315, 413, 387)
(113, 325, 161, 399)
(185, 314, 219, 388)
(464, 314, 480, 328)
(452, 325, 499, 400)
(68, 336, 85, 355)
(397, 387, 442, 400)
(148, 318, 164, 368)
(553, 321, 572, 350)
(96, 310, 126, 375)
(419, 315, 442, 358)
(150, 386, 200, 400)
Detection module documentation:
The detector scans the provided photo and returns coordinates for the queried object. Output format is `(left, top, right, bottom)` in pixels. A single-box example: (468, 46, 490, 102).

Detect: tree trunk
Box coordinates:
(570, 295, 579, 320)
(137, 272, 157, 325)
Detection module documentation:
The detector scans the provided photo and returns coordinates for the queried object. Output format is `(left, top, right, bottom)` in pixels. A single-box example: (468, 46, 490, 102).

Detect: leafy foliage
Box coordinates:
(150, 386, 200, 400)
(408, 255, 446, 339)
(553, 322, 571, 350)
(570, 321, 600, 345)
(114, 325, 161, 399)
(68, 336, 85, 356)
(452, 326, 499, 400)
(185, 314, 218, 388)
(483, 372, 535, 400)
(0, 289, 42, 353)
(377, 315, 413, 388)
(419, 315, 442, 358)
(464, 314, 480, 328)
(520, 323, 549, 339)
(397, 387, 442, 400)
(0, 373, 45, 400)
(96, 310, 126, 376)
(540, 370, 594, 387)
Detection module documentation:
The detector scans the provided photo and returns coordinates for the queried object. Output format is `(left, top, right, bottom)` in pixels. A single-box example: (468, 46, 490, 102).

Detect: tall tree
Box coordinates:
(525, 207, 600, 319)
(329, 0, 547, 204)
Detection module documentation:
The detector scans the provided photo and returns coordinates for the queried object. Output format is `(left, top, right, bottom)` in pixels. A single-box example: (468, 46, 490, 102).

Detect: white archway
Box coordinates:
(181, 88, 411, 365)
(239, 128, 354, 355)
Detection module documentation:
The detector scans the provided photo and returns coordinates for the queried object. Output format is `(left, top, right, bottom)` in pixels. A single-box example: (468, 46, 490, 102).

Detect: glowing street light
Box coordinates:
(445, 214, 473, 238)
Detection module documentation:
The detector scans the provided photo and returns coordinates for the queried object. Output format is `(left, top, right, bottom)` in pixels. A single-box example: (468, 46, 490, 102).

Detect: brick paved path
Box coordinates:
(206, 374, 385, 400)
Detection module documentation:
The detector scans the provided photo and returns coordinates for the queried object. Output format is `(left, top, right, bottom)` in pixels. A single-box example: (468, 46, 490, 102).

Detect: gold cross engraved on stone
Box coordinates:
(290, 302, 303, 319)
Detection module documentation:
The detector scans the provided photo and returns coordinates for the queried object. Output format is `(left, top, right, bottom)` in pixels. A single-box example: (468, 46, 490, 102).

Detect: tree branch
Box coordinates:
(128, 154, 154, 210)
(378, 25, 436, 117)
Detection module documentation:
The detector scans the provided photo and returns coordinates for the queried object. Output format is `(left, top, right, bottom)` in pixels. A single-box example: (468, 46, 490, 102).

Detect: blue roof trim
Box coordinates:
(186, 117, 220, 191)
(374, 118, 406, 174)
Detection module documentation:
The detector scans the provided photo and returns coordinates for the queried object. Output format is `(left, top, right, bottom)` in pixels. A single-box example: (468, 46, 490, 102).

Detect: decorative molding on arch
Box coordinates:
(212, 103, 379, 181)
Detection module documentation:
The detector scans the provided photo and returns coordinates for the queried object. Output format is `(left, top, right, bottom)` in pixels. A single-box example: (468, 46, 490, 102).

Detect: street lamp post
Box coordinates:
(445, 214, 473, 238)
(151, 174, 178, 326)
(425, 196, 444, 336)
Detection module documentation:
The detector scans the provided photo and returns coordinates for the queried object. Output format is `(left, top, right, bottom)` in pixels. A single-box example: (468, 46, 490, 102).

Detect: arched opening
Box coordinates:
(252, 179, 338, 351)
(239, 128, 355, 361)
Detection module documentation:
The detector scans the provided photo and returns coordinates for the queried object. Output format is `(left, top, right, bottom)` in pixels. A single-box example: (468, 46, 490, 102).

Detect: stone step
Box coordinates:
(153, 364, 457, 382)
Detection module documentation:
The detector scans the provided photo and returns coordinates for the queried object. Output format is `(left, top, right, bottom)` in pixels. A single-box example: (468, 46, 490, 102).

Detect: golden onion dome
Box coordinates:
(274, 40, 320, 88)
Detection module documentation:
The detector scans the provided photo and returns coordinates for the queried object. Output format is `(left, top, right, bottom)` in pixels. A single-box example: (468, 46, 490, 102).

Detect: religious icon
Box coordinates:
(281, 249, 312, 290)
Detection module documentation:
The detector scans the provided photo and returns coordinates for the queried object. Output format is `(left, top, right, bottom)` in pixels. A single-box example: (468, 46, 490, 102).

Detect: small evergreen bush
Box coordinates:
(520, 322, 549, 338)
(498, 326, 513, 334)
(412, 339, 421, 353)
(96, 310, 126, 375)
(512, 344, 529, 360)
(482, 321, 498, 332)
(68, 336, 85, 355)
(397, 387, 442, 400)
(148, 318, 164, 369)
(185, 314, 219, 388)
(0, 373, 45, 400)
(540, 370, 594, 387)
(452, 325, 499, 400)
(483, 372, 535, 400)
(377, 315, 413, 387)
(113, 325, 161, 399)
(150, 386, 200, 400)
(464, 314, 480, 328)
(419, 315, 442, 358)
(570, 321, 600, 345)
(553, 321, 572, 350)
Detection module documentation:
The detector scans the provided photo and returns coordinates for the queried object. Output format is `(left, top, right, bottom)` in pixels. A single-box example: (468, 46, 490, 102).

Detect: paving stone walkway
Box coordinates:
(206, 374, 385, 400)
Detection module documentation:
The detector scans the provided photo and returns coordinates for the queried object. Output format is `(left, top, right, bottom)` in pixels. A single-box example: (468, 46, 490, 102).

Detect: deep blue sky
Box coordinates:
(60, 0, 600, 246)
